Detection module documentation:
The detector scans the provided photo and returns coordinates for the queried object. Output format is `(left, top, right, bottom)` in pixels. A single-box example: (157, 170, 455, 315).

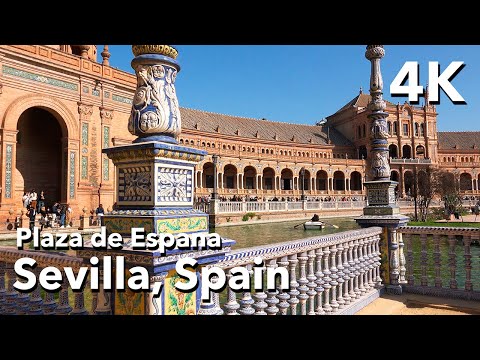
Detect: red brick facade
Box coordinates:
(0, 45, 477, 221)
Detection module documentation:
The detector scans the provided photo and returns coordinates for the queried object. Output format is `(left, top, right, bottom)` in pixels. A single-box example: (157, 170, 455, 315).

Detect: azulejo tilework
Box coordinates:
(112, 94, 133, 105)
(103, 126, 110, 149)
(164, 269, 196, 315)
(118, 166, 152, 202)
(110, 208, 204, 216)
(5, 145, 12, 199)
(81, 156, 88, 180)
(69, 152, 75, 199)
(157, 167, 192, 203)
(156, 216, 208, 234)
(104, 217, 154, 234)
(115, 270, 145, 315)
(103, 157, 109, 181)
(81, 123, 88, 146)
(3, 65, 78, 91)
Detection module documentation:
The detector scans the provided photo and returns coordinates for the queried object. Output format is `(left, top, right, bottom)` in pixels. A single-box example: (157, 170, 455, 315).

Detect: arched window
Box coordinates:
(414, 123, 419, 137)
(420, 123, 425, 136)
(387, 121, 392, 135)
(393, 122, 398, 135)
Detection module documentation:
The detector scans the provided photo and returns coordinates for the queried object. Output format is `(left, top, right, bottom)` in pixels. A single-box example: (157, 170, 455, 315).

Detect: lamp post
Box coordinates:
(300, 167, 306, 201)
(212, 154, 218, 200)
(98, 183, 102, 208)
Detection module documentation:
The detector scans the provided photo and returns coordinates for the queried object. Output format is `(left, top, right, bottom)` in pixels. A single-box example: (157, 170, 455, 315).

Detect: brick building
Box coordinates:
(0, 45, 478, 220)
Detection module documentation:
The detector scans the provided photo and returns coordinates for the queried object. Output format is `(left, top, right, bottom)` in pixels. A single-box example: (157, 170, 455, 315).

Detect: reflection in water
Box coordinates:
(214, 217, 360, 250)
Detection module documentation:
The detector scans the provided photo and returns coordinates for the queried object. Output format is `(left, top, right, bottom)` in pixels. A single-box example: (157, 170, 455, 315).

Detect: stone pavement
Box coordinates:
(356, 293, 480, 315)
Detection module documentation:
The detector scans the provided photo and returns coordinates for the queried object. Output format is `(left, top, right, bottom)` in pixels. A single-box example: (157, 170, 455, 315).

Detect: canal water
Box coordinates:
(214, 217, 360, 249)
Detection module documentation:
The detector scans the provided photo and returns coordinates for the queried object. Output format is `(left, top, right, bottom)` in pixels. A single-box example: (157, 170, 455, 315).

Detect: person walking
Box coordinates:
(66, 203, 73, 228)
(95, 204, 105, 225)
(26, 205, 36, 232)
(37, 191, 46, 212)
(59, 204, 67, 228)
(29, 189, 38, 213)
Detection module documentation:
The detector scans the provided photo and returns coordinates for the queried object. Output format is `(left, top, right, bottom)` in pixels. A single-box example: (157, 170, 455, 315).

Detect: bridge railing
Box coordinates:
(0, 247, 97, 315)
(398, 226, 480, 301)
(199, 227, 383, 315)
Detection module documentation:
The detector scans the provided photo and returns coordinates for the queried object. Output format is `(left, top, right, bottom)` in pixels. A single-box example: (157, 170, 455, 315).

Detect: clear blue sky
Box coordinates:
(101, 45, 480, 132)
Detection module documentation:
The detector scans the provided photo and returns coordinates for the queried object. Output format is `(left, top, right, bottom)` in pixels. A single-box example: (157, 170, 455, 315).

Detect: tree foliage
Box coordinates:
(414, 167, 462, 221)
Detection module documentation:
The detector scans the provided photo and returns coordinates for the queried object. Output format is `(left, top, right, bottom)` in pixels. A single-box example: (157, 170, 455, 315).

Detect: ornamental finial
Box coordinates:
(132, 45, 178, 59)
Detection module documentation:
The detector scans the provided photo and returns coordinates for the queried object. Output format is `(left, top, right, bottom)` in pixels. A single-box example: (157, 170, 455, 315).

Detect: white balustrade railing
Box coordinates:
(287, 202, 303, 210)
(398, 226, 480, 301)
(213, 201, 368, 214)
(199, 227, 384, 315)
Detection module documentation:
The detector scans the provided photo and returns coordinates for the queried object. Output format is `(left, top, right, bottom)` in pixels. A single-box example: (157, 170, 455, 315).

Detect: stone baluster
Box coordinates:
(329, 244, 339, 312)
(265, 259, 279, 316)
(70, 271, 88, 315)
(29, 268, 43, 315)
(357, 239, 367, 295)
(374, 235, 383, 288)
(362, 238, 371, 293)
(368, 236, 376, 288)
(276, 256, 290, 315)
(91, 292, 98, 314)
(224, 270, 240, 315)
(404, 233, 414, 285)
(463, 236, 473, 291)
(212, 276, 224, 315)
(252, 262, 268, 315)
(95, 270, 112, 315)
(322, 246, 332, 314)
(348, 240, 357, 299)
(420, 233, 428, 286)
(4, 266, 18, 315)
(238, 264, 255, 315)
(335, 244, 345, 309)
(352, 240, 362, 298)
(56, 281, 72, 314)
(297, 252, 309, 315)
(398, 232, 407, 283)
(14, 275, 31, 314)
(0, 262, 6, 314)
(433, 234, 442, 288)
(341, 242, 351, 305)
(389, 229, 401, 293)
(448, 235, 457, 290)
(43, 290, 58, 315)
(314, 248, 325, 315)
(306, 250, 317, 315)
(287, 254, 300, 315)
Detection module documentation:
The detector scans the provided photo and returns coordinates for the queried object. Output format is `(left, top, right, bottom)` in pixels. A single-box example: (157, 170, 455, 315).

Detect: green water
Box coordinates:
(214, 217, 360, 250)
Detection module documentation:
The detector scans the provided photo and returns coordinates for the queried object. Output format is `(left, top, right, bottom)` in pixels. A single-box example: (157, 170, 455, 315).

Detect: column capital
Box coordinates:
(77, 102, 93, 121)
(100, 107, 114, 125)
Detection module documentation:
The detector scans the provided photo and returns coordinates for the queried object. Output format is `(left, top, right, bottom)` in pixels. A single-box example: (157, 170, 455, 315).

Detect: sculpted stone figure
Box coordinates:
(128, 45, 182, 143)
(370, 119, 389, 140)
(371, 152, 390, 179)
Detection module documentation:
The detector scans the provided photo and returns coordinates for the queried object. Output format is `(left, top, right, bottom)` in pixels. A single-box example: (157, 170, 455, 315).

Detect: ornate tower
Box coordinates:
(355, 45, 409, 295)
